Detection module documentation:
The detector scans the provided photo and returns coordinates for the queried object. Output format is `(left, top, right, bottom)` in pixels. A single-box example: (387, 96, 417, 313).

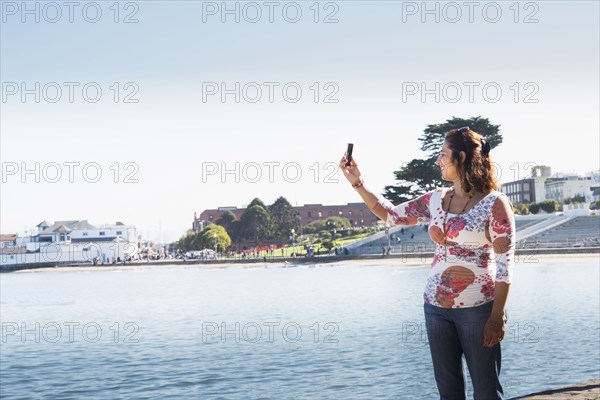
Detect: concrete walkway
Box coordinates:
(512, 380, 600, 399)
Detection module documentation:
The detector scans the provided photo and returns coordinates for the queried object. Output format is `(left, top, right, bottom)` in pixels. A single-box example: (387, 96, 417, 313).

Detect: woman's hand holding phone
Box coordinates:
(339, 154, 362, 186)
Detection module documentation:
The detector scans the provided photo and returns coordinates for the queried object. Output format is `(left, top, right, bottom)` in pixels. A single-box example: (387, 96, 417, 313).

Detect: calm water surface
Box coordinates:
(1, 259, 599, 399)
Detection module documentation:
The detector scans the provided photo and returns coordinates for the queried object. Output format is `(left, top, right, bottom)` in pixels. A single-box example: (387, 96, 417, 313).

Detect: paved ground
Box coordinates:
(512, 380, 600, 399)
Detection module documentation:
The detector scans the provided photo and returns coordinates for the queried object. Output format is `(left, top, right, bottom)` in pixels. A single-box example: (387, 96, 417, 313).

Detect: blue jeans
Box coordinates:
(424, 302, 504, 400)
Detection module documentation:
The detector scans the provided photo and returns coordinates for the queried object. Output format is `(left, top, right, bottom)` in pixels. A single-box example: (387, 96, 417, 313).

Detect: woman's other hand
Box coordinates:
(483, 314, 506, 348)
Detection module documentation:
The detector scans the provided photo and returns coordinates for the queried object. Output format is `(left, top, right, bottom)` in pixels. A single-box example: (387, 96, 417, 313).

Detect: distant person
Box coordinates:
(340, 126, 516, 399)
(411, 233, 415, 239)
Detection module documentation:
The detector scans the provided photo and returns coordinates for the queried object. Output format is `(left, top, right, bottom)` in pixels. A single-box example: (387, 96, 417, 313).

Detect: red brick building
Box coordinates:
(193, 202, 378, 233)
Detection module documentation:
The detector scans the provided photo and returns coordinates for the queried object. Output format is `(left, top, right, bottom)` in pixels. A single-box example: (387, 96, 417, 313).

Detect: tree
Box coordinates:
(216, 211, 236, 232)
(176, 231, 196, 251)
(238, 203, 273, 242)
(268, 196, 296, 240)
(228, 220, 242, 242)
(248, 198, 267, 209)
(303, 219, 328, 234)
(539, 200, 559, 214)
(176, 225, 231, 252)
(514, 203, 530, 215)
(528, 203, 541, 214)
(198, 224, 231, 252)
(325, 217, 350, 230)
(383, 116, 503, 204)
(563, 194, 586, 204)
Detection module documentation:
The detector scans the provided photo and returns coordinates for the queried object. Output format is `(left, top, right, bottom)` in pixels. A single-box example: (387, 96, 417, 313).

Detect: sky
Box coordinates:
(1, 0, 599, 243)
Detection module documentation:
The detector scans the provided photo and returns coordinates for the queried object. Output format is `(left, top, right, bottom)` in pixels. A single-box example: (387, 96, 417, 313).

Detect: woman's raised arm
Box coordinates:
(339, 156, 433, 226)
(339, 155, 388, 221)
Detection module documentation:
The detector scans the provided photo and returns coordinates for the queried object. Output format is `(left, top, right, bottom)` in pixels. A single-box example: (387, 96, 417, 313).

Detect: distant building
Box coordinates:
(592, 187, 600, 203)
(501, 166, 597, 205)
(563, 202, 591, 216)
(545, 177, 595, 203)
(32, 220, 136, 246)
(193, 202, 376, 233)
(0, 234, 17, 249)
(1, 220, 138, 268)
(500, 165, 551, 204)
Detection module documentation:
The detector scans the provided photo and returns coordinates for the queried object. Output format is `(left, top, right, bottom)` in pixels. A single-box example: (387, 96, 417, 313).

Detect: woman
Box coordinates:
(339, 127, 516, 400)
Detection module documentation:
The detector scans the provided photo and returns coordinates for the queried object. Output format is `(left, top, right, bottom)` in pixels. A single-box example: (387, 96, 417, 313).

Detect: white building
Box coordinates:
(500, 165, 552, 204)
(563, 202, 591, 216)
(588, 170, 600, 203)
(1, 220, 138, 268)
(0, 234, 17, 249)
(501, 166, 597, 206)
(544, 176, 594, 203)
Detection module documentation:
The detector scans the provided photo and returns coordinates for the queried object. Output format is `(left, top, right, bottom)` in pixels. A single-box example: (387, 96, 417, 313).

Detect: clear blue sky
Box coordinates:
(1, 1, 599, 242)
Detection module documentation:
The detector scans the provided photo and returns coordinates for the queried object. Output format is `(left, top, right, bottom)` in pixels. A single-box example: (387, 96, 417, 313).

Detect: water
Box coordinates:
(1, 259, 598, 399)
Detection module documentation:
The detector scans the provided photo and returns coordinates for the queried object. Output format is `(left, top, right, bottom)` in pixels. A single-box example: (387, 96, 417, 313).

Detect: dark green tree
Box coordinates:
(303, 219, 327, 234)
(228, 220, 242, 243)
(176, 230, 197, 251)
(248, 198, 267, 209)
(238, 203, 273, 242)
(216, 211, 236, 232)
(268, 196, 296, 240)
(539, 200, 559, 213)
(563, 194, 586, 204)
(383, 116, 502, 204)
(325, 217, 350, 230)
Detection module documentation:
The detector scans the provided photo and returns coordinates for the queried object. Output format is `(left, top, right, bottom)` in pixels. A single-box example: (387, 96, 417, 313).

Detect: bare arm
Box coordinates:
(483, 282, 510, 348)
(354, 183, 389, 222)
(491, 282, 510, 319)
(338, 155, 388, 222)
(483, 195, 516, 348)
(338, 155, 431, 225)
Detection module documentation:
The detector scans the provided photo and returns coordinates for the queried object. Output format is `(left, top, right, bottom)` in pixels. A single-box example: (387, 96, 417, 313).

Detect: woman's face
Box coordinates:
(435, 141, 459, 181)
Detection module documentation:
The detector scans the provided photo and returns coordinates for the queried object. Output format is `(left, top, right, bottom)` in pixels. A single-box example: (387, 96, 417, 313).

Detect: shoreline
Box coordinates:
(5, 252, 598, 274)
(511, 380, 599, 399)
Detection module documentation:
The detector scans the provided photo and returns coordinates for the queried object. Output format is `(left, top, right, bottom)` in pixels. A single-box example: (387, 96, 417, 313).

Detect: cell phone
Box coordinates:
(344, 143, 354, 167)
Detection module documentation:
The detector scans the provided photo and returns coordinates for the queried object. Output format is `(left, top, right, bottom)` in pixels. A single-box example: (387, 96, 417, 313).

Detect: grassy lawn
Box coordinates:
(220, 230, 380, 259)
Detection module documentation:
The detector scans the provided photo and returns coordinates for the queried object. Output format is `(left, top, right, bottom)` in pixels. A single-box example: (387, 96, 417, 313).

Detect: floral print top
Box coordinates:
(377, 188, 516, 309)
